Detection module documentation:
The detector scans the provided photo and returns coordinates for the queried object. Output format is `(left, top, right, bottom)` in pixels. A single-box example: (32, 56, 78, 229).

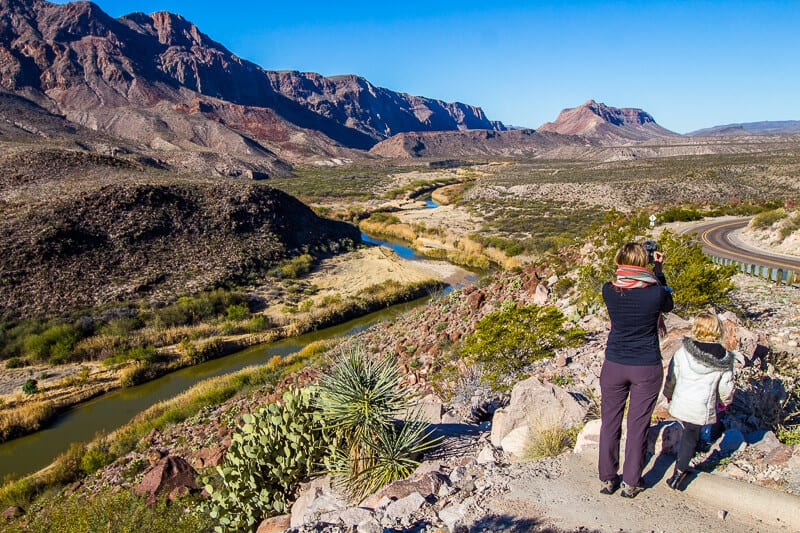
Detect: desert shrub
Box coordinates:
(225, 303, 249, 321)
(5, 489, 212, 533)
(5, 357, 26, 369)
(525, 422, 580, 459)
(22, 379, 38, 395)
(80, 444, 113, 475)
(460, 304, 585, 390)
(751, 208, 786, 229)
(0, 400, 56, 442)
(178, 338, 224, 364)
(658, 206, 703, 223)
(367, 212, 401, 225)
(23, 324, 81, 364)
(244, 315, 270, 333)
(778, 211, 800, 240)
(119, 362, 156, 388)
(156, 289, 246, 327)
(100, 316, 144, 337)
(317, 347, 439, 500)
(200, 388, 333, 531)
(278, 254, 314, 279)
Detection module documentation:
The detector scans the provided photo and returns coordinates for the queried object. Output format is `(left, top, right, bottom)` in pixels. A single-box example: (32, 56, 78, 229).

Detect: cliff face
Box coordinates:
(0, 0, 503, 157)
(538, 99, 677, 143)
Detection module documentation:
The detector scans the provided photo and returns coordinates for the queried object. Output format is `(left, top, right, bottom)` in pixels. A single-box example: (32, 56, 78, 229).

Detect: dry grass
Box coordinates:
(0, 400, 56, 442)
(524, 416, 579, 459)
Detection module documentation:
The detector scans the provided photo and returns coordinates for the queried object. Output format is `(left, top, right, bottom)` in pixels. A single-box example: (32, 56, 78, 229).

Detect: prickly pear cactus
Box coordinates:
(199, 387, 332, 532)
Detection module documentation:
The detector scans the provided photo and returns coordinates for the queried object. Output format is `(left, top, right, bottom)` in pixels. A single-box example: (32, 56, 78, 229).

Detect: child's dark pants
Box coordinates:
(676, 421, 702, 471)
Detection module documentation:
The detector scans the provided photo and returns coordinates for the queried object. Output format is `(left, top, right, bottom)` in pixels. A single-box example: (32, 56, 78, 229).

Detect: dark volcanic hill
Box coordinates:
(0, 180, 360, 318)
(0, 0, 502, 162)
(537, 99, 677, 144)
(689, 120, 800, 136)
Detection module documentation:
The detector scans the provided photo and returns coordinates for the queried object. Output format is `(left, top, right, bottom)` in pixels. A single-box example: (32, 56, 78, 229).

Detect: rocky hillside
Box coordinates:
(538, 99, 677, 143)
(0, 180, 360, 319)
(369, 129, 596, 159)
(0, 0, 502, 165)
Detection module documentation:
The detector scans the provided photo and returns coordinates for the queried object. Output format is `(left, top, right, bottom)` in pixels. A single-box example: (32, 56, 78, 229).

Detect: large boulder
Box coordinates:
(290, 476, 347, 529)
(360, 471, 447, 508)
(133, 455, 198, 504)
(490, 377, 587, 456)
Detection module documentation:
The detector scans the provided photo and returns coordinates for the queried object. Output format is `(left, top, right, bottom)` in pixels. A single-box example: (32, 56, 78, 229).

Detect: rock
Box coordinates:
(357, 517, 383, 533)
(449, 465, 468, 484)
(412, 394, 443, 424)
(384, 492, 426, 522)
(256, 514, 290, 533)
(466, 290, 486, 311)
(133, 456, 197, 505)
(2, 506, 24, 520)
(413, 460, 445, 476)
(555, 353, 568, 367)
(532, 283, 549, 305)
(500, 425, 530, 457)
(573, 418, 602, 454)
(714, 429, 746, 456)
(290, 476, 347, 528)
(723, 463, 748, 479)
(747, 430, 782, 454)
(438, 502, 467, 532)
(718, 510, 728, 521)
(490, 377, 587, 449)
(191, 445, 227, 469)
(360, 472, 447, 508)
(476, 445, 495, 465)
(764, 444, 794, 466)
(338, 507, 374, 527)
(648, 420, 683, 456)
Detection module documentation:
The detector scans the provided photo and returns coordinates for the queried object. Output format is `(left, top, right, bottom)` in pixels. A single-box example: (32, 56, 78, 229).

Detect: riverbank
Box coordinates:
(0, 245, 467, 444)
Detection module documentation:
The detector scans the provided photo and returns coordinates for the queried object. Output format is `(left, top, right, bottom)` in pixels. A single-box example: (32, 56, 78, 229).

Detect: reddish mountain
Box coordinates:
(538, 99, 677, 143)
(0, 0, 503, 165)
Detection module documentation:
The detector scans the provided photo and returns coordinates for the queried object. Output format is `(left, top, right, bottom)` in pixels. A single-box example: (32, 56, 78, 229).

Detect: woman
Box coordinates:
(599, 242, 674, 498)
(663, 311, 734, 490)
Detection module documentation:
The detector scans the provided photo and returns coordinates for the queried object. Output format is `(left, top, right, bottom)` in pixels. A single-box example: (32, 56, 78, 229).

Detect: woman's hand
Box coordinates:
(652, 251, 664, 274)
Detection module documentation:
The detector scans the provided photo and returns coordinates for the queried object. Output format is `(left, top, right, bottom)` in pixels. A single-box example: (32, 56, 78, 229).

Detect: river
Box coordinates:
(0, 199, 471, 479)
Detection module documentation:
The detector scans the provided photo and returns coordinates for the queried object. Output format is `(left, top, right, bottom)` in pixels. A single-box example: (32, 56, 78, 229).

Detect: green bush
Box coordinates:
(120, 362, 156, 388)
(225, 303, 249, 321)
(751, 208, 786, 229)
(244, 315, 269, 333)
(80, 445, 113, 475)
(659, 229, 738, 314)
(23, 324, 81, 364)
(200, 388, 333, 531)
(460, 304, 585, 390)
(22, 379, 38, 395)
(278, 254, 315, 279)
(4, 357, 26, 369)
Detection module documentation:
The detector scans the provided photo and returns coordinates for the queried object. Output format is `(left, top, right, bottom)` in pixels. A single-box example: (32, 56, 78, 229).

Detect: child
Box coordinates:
(662, 311, 734, 490)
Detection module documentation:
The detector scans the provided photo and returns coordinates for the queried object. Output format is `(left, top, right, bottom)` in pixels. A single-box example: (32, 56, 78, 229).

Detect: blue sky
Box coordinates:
(54, 0, 799, 133)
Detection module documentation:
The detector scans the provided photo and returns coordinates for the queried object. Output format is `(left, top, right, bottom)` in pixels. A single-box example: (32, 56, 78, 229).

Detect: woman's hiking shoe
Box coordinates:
(599, 477, 621, 495)
(666, 469, 690, 490)
(619, 482, 645, 498)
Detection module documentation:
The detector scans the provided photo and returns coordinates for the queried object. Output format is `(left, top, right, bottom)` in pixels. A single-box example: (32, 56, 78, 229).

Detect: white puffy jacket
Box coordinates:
(663, 337, 734, 426)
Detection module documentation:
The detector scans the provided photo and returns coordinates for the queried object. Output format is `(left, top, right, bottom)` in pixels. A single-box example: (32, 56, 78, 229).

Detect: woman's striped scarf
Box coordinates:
(612, 264, 667, 337)
(612, 265, 659, 289)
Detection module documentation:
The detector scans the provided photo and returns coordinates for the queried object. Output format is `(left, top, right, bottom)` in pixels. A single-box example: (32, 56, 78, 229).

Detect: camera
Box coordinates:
(643, 240, 658, 264)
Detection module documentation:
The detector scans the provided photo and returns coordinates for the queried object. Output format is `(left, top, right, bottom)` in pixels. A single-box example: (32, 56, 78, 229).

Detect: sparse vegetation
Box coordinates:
(460, 304, 586, 390)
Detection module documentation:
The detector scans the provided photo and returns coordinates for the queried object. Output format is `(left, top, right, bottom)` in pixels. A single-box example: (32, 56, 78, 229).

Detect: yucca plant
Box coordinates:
(317, 346, 440, 501)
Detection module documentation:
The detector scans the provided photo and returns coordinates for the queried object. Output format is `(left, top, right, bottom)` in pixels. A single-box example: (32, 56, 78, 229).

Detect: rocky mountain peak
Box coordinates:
(538, 99, 676, 143)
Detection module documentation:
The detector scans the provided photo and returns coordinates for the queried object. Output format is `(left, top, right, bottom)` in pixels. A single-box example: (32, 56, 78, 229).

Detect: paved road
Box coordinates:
(680, 217, 800, 272)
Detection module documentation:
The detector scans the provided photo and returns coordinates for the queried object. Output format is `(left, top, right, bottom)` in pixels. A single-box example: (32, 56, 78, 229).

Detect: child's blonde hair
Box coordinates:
(614, 242, 648, 267)
(692, 311, 723, 342)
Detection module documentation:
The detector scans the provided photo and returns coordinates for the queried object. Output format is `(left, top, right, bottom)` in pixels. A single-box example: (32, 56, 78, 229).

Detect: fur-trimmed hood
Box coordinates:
(681, 337, 734, 372)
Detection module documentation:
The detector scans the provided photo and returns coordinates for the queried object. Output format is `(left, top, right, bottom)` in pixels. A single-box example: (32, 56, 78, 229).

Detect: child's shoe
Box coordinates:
(666, 469, 689, 490)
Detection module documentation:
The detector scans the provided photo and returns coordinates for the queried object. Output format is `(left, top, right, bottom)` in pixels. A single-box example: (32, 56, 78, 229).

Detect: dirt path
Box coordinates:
(494, 451, 776, 533)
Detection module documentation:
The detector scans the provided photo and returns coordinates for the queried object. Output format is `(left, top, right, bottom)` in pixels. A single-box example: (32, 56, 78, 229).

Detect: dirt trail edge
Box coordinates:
(494, 449, 798, 532)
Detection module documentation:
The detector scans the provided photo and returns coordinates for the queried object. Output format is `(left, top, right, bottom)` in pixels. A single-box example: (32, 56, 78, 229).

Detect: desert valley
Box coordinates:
(0, 0, 799, 531)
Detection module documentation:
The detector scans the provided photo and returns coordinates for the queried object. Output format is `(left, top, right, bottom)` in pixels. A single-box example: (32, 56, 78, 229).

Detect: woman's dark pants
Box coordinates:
(599, 359, 663, 487)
